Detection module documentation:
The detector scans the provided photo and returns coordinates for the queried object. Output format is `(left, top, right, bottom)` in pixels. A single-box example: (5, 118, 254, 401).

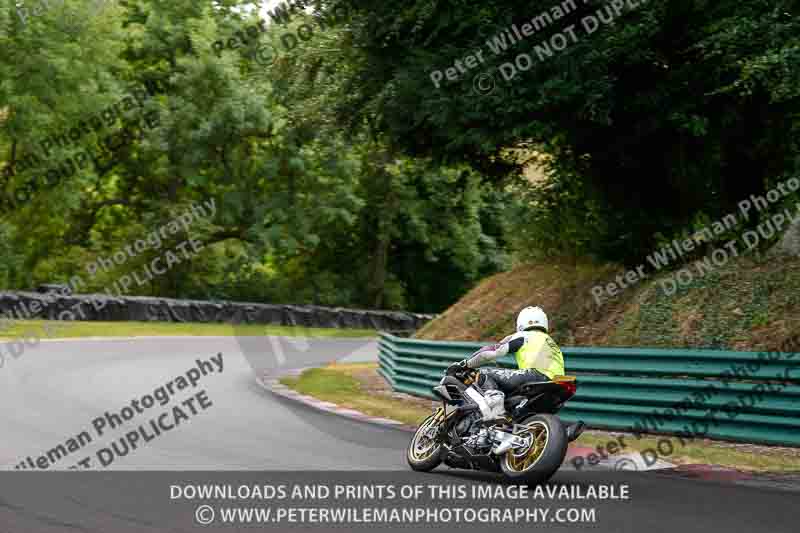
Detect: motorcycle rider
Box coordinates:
(450, 306, 585, 440)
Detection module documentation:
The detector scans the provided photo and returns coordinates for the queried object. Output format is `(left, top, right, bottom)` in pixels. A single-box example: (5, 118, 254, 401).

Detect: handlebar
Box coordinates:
(446, 363, 479, 385)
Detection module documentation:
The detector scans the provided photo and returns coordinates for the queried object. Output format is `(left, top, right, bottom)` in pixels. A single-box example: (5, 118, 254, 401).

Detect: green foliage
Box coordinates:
(3, 0, 796, 316)
(506, 164, 608, 261)
(0, 0, 506, 312)
(0, 220, 22, 287)
(332, 0, 800, 261)
(609, 257, 800, 349)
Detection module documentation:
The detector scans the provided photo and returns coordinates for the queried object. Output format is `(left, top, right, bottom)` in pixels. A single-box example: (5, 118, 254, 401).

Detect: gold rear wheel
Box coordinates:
(504, 421, 549, 472)
(499, 414, 568, 484)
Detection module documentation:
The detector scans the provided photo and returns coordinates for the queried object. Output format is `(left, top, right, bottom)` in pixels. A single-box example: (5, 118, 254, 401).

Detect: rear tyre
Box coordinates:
(407, 412, 444, 472)
(499, 414, 568, 485)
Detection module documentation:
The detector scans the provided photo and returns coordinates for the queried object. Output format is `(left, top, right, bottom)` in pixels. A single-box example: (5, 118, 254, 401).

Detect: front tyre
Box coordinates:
(407, 411, 444, 472)
(500, 414, 568, 485)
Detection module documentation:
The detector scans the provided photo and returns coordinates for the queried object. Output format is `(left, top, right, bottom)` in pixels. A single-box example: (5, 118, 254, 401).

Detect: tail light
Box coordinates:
(553, 376, 577, 397)
(557, 381, 577, 396)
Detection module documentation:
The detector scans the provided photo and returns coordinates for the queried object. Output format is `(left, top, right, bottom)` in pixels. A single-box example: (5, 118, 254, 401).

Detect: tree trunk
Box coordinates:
(367, 163, 398, 309)
(369, 229, 390, 308)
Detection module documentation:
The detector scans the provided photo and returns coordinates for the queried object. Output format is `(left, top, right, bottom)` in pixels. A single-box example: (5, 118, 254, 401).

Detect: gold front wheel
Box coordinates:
(407, 410, 445, 471)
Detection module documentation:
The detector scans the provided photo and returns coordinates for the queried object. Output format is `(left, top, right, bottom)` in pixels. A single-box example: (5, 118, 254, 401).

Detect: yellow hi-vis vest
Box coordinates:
(514, 330, 565, 379)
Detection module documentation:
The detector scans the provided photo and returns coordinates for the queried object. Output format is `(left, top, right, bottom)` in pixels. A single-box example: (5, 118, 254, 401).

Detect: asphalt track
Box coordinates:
(0, 336, 797, 532)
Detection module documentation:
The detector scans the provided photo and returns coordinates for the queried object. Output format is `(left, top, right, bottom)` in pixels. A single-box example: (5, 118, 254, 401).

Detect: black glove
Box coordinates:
(446, 360, 468, 375)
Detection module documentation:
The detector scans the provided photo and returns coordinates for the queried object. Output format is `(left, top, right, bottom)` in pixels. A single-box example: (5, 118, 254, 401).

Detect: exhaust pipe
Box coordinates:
(490, 430, 527, 455)
(565, 421, 586, 442)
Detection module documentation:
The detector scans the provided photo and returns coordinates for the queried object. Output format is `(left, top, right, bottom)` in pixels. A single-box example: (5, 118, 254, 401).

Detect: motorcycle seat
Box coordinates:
(482, 369, 551, 395)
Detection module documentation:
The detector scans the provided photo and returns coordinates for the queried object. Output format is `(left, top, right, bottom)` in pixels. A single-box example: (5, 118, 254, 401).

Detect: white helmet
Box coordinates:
(516, 306, 548, 333)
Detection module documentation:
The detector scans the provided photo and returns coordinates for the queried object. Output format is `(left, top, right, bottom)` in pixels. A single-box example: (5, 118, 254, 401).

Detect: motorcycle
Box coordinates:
(406, 360, 583, 484)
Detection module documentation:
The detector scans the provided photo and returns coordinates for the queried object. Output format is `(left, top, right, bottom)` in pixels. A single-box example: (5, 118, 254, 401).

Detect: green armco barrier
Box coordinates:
(378, 333, 800, 446)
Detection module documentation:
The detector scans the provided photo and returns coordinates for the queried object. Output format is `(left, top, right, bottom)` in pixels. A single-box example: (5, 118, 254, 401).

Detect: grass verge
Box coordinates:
(574, 432, 800, 473)
(0, 320, 376, 340)
(280, 364, 433, 426)
(281, 362, 800, 473)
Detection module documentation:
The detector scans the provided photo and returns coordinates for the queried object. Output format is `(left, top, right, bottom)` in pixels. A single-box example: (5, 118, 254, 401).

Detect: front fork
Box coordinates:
(432, 403, 455, 443)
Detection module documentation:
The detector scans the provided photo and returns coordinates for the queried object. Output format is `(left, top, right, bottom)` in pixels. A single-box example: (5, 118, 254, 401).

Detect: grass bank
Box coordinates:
(281, 363, 800, 473)
(415, 256, 800, 352)
(0, 320, 376, 340)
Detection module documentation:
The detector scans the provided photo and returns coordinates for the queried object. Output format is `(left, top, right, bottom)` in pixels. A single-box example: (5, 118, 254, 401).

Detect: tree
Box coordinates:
(0, 0, 508, 312)
(329, 0, 800, 261)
